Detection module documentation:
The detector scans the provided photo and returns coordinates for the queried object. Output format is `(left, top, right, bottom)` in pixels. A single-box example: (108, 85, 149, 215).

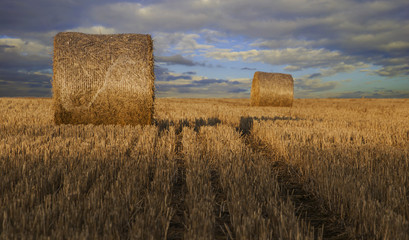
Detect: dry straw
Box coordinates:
(53, 32, 155, 125)
(250, 71, 294, 107)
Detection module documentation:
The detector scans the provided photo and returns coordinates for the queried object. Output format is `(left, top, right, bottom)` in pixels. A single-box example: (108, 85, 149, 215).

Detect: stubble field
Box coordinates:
(0, 97, 408, 239)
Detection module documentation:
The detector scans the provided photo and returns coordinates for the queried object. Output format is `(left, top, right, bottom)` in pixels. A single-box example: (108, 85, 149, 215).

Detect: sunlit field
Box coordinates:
(1, 98, 408, 239)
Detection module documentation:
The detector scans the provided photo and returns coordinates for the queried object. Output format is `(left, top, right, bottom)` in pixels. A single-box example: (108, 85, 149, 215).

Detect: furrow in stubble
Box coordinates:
(239, 117, 352, 240)
(166, 126, 187, 240)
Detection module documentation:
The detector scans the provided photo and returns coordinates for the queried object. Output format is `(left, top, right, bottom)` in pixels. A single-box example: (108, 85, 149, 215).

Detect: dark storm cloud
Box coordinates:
(229, 81, 241, 85)
(154, 65, 169, 81)
(154, 67, 248, 97)
(308, 73, 323, 79)
(156, 84, 196, 94)
(154, 65, 193, 82)
(0, 42, 52, 97)
(0, 84, 51, 97)
(0, 69, 51, 97)
(241, 67, 257, 71)
(192, 79, 228, 85)
(0, 69, 51, 84)
(0, 45, 14, 50)
(165, 75, 192, 81)
(183, 71, 197, 75)
(156, 81, 249, 96)
(0, 69, 50, 84)
(0, 0, 125, 34)
(156, 80, 251, 97)
(0, 48, 51, 71)
(334, 90, 409, 98)
(156, 55, 197, 66)
(372, 59, 409, 77)
(1, 0, 79, 33)
(154, 65, 168, 76)
(228, 88, 248, 93)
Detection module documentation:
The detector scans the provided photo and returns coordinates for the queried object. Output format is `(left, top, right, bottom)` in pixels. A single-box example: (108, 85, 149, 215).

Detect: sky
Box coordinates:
(0, 0, 408, 98)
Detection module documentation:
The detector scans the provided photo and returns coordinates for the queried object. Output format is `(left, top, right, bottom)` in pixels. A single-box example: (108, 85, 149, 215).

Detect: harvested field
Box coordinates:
(1, 97, 408, 239)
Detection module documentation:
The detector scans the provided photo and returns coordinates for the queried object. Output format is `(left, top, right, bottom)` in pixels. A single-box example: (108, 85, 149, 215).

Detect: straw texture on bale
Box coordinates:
(53, 32, 155, 125)
(250, 71, 294, 107)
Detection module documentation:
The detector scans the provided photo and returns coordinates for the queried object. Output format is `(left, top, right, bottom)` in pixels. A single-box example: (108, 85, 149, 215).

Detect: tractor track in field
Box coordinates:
(167, 156, 187, 240)
(163, 120, 234, 240)
(211, 168, 235, 240)
(240, 117, 353, 240)
(158, 117, 352, 239)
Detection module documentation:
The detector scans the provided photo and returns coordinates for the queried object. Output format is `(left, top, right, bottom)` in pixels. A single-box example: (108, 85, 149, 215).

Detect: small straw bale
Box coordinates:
(52, 32, 155, 125)
(250, 71, 294, 107)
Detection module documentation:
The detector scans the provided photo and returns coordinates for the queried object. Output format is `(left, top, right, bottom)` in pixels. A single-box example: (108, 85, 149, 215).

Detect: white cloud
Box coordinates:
(174, 34, 214, 53)
(251, 38, 328, 49)
(206, 45, 373, 83)
(374, 64, 409, 77)
(228, 78, 252, 84)
(380, 41, 409, 51)
(89, 0, 409, 77)
(92, 1, 218, 33)
(153, 32, 214, 55)
(206, 48, 259, 61)
(320, 62, 369, 77)
(65, 25, 117, 35)
(284, 65, 302, 71)
(199, 29, 227, 44)
(206, 47, 367, 74)
(0, 38, 51, 57)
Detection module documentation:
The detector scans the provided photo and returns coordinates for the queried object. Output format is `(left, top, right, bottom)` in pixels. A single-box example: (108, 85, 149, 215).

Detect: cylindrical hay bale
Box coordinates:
(53, 32, 155, 125)
(250, 71, 294, 107)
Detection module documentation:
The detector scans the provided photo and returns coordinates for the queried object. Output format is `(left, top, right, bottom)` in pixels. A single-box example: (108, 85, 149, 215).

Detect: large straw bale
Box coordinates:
(52, 32, 155, 125)
(250, 71, 294, 107)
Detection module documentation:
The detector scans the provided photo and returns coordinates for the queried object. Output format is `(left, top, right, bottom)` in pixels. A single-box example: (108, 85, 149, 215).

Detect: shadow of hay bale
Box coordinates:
(238, 116, 304, 136)
(155, 116, 302, 137)
(154, 117, 222, 135)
